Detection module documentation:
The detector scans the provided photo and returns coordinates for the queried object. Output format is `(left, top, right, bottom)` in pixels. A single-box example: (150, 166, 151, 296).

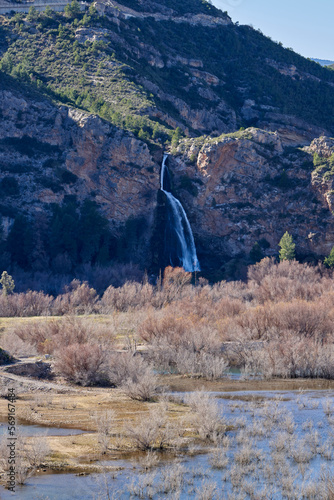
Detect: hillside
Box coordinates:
(1, 0, 334, 285)
(1, 0, 334, 143)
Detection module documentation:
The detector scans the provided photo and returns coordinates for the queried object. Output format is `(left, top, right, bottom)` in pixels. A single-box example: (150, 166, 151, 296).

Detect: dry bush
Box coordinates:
(145, 318, 226, 379)
(0, 291, 53, 317)
(23, 436, 50, 467)
(272, 300, 333, 341)
(127, 404, 178, 450)
(11, 316, 115, 355)
(185, 391, 225, 442)
(138, 309, 188, 344)
(209, 447, 229, 469)
(108, 352, 152, 386)
(225, 298, 334, 343)
(248, 258, 331, 304)
(174, 349, 228, 379)
(52, 280, 98, 315)
(159, 463, 185, 494)
(122, 369, 160, 401)
(243, 336, 334, 379)
(160, 266, 192, 306)
(1, 332, 37, 357)
(320, 471, 334, 499)
(173, 293, 245, 328)
(93, 410, 116, 453)
(210, 279, 252, 302)
(226, 304, 274, 341)
(54, 342, 109, 385)
(100, 282, 153, 313)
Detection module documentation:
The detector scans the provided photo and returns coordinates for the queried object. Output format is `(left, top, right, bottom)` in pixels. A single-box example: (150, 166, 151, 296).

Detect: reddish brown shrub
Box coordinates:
(138, 309, 188, 344)
(248, 258, 331, 304)
(224, 298, 333, 343)
(11, 316, 114, 354)
(160, 266, 192, 305)
(0, 291, 53, 317)
(52, 280, 98, 315)
(54, 342, 108, 385)
(100, 282, 153, 312)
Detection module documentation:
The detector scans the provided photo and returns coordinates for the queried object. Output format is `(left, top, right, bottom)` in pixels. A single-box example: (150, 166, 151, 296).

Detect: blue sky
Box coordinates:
(212, 0, 334, 61)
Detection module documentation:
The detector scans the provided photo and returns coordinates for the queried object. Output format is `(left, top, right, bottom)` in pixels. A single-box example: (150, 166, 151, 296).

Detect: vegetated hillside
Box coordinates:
(1, 0, 334, 287)
(0, 70, 160, 287)
(311, 58, 334, 67)
(1, 0, 334, 144)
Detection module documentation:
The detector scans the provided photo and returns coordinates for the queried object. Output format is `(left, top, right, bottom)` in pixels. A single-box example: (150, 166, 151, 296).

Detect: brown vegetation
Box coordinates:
(1, 260, 334, 383)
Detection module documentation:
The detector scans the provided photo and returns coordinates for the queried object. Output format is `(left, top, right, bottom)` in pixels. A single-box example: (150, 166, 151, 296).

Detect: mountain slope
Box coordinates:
(1, 1, 334, 144)
(1, 0, 334, 283)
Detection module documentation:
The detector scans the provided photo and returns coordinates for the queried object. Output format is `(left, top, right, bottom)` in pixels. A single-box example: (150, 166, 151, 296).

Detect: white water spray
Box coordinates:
(160, 154, 200, 272)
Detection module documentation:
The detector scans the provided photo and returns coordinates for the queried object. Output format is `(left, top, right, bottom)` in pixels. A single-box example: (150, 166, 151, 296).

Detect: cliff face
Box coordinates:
(1, 82, 334, 274)
(169, 129, 334, 270)
(1, 0, 334, 276)
(0, 87, 159, 265)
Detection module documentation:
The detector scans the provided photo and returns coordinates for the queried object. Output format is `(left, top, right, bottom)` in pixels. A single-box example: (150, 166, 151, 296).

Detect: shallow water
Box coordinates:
(0, 421, 88, 437)
(1, 388, 334, 499)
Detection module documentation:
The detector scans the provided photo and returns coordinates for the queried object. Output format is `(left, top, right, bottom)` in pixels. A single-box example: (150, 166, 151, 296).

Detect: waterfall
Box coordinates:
(160, 154, 200, 272)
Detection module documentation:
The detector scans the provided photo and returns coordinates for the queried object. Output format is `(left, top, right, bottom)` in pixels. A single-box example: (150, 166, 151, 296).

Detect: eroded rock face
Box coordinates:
(171, 129, 334, 266)
(2, 84, 334, 272)
(0, 90, 159, 262)
(309, 137, 334, 213)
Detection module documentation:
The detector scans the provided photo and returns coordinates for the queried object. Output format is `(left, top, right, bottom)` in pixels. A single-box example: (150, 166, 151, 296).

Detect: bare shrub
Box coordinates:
(194, 480, 217, 500)
(11, 316, 114, 355)
(159, 463, 185, 494)
(320, 470, 334, 499)
(15, 456, 34, 485)
(93, 410, 116, 453)
(185, 391, 225, 442)
(0, 290, 53, 317)
(160, 266, 192, 306)
(210, 279, 252, 302)
(142, 451, 160, 469)
(145, 317, 227, 379)
(174, 349, 229, 379)
(243, 337, 334, 379)
(138, 309, 188, 344)
(226, 298, 333, 343)
(234, 442, 262, 466)
(127, 404, 178, 450)
(1, 332, 37, 357)
(23, 435, 50, 467)
(108, 352, 152, 386)
(54, 342, 108, 385)
(101, 282, 153, 312)
(122, 369, 160, 402)
(248, 258, 330, 303)
(0, 434, 34, 485)
(52, 280, 98, 315)
(209, 447, 229, 469)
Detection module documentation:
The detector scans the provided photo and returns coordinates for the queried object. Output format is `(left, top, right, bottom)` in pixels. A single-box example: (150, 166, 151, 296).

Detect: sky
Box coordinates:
(211, 0, 334, 61)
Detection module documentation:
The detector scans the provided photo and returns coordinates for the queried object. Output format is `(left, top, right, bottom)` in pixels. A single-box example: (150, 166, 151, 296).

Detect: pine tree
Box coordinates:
(278, 231, 295, 261)
(324, 247, 334, 268)
(0, 271, 15, 296)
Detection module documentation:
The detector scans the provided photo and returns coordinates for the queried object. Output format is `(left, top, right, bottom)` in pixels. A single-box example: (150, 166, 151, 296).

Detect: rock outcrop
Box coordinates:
(0, 88, 159, 263)
(171, 129, 334, 269)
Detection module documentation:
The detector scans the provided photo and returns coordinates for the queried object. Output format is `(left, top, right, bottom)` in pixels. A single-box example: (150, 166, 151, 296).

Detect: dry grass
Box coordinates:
(0, 385, 190, 470)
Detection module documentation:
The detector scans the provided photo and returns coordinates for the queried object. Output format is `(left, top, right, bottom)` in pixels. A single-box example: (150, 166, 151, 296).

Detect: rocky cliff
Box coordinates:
(0, 81, 160, 269)
(168, 129, 334, 274)
(1, 0, 334, 279)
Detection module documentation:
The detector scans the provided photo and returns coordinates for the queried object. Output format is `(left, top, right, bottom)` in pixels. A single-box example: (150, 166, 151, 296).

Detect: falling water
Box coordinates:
(160, 154, 200, 272)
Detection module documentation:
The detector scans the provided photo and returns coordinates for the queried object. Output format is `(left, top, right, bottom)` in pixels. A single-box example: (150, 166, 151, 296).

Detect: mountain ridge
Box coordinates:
(0, 0, 334, 283)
